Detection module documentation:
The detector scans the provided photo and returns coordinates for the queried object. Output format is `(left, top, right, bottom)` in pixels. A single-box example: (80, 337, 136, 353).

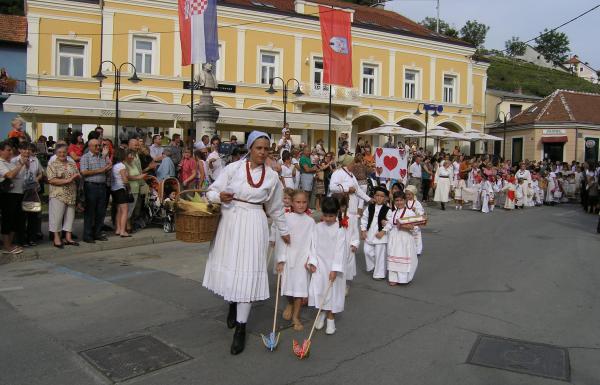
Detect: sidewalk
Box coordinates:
(0, 217, 176, 265)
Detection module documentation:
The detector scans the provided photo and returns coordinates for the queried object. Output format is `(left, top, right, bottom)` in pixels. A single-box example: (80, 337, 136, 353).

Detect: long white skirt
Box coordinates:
(412, 227, 423, 255)
(203, 204, 270, 303)
(387, 229, 418, 284)
(308, 259, 345, 314)
(345, 215, 359, 281)
(434, 178, 451, 203)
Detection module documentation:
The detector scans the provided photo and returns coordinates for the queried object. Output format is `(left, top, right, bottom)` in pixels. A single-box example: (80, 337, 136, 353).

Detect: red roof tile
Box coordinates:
(0, 14, 27, 44)
(510, 90, 600, 126)
(218, 0, 472, 48)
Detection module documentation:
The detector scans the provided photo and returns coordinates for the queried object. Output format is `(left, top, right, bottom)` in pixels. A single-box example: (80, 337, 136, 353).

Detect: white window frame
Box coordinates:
(311, 55, 324, 86)
(402, 67, 422, 100)
(442, 72, 460, 104)
(52, 37, 91, 78)
(132, 36, 156, 75)
(128, 32, 160, 76)
(360, 62, 381, 96)
(256, 47, 282, 85)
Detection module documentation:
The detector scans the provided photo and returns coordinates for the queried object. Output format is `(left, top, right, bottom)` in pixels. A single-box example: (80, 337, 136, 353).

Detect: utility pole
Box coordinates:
(436, 0, 440, 33)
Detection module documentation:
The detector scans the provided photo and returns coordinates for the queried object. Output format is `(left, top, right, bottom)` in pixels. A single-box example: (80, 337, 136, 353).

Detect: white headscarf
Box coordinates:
(194, 141, 206, 150)
(247, 130, 271, 150)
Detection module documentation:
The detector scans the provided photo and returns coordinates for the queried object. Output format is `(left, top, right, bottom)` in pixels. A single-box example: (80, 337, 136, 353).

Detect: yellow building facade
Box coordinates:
(20, 0, 489, 150)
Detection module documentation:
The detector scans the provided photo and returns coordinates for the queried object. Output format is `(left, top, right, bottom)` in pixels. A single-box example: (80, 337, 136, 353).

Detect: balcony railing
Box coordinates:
(298, 82, 360, 103)
(0, 79, 27, 95)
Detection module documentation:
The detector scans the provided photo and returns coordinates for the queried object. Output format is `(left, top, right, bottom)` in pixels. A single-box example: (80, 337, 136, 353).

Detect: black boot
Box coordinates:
(227, 302, 237, 329)
(597, 217, 600, 234)
(230, 322, 246, 355)
(441, 202, 446, 210)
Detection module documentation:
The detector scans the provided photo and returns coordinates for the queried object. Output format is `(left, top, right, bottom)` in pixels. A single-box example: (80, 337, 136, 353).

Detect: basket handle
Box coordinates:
(176, 189, 209, 203)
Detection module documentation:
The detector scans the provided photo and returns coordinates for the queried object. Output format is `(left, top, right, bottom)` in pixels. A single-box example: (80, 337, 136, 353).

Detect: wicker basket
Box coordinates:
(175, 189, 221, 243)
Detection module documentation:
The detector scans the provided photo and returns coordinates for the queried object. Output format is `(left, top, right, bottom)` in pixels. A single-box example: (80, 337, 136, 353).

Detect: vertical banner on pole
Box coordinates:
(178, 0, 220, 66)
(319, 6, 353, 87)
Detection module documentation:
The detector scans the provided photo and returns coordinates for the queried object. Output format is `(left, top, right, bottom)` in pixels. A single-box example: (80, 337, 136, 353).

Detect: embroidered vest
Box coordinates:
(367, 204, 390, 232)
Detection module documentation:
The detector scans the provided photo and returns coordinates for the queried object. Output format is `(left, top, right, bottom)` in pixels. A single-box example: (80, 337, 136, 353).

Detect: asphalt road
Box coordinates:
(1, 204, 599, 385)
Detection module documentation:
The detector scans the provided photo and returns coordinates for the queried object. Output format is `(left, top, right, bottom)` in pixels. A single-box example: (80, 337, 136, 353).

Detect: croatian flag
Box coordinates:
(178, 0, 219, 66)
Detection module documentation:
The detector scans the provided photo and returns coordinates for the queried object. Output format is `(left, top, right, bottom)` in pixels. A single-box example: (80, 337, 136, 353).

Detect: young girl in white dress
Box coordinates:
(385, 192, 418, 285)
(270, 188, 294, 274)
(279, 150, 296, 189)
(308, 197, 347, 335)
(404, 185, 425, 256)
(454, 175, 467, 210)
(276, 190, 315, 331)
(332, 193, 359, 296)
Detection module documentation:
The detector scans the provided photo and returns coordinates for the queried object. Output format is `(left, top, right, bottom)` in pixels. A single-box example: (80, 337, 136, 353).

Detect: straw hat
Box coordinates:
(405, 185, 418, 195)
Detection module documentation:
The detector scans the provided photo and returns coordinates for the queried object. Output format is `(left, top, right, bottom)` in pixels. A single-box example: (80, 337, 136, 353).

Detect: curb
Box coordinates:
(0, 231, 177, 266)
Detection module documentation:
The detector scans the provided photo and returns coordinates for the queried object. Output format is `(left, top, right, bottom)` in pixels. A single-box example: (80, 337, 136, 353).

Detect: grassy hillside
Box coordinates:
(486, 56, 600, 97)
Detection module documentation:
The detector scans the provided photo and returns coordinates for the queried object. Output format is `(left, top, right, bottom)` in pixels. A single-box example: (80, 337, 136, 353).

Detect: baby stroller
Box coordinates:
(141, 176, 180, 233)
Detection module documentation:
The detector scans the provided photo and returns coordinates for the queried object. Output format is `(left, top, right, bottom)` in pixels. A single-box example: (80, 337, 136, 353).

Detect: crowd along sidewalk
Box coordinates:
(0, 217, 176, 265)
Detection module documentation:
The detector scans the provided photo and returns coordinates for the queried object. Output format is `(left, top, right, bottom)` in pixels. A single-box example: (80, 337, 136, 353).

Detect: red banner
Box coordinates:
(319, 6, 353, 88)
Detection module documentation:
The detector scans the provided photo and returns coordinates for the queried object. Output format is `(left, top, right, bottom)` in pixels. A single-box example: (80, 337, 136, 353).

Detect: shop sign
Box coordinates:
(542, 129, 566, 135)
(183, 81, 236, 93)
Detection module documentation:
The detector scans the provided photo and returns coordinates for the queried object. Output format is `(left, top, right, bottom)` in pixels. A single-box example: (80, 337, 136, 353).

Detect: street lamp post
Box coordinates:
(93, 61, 142, 143)
(265, 77, 304, 128)
(414, 103, 442, 155)
(495, 111, 512, 161)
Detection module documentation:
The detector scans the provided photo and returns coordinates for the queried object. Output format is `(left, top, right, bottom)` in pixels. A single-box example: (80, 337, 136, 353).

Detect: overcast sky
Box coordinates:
(387, 0, 600, 69)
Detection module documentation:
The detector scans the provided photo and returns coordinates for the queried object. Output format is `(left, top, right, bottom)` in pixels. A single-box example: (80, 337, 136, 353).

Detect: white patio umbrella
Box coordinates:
(427, 126, 470, 141)
(359, 123, 424, 137)
(462, 129, 504, 141)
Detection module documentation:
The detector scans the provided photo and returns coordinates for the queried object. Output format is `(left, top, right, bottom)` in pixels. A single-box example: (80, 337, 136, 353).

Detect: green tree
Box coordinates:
(534, 29, 570, 64)
(420, 17, 459, 38)
(460, 20, 490, 49)
(505, 36, 527, 57)
(0, 0, 24, 15)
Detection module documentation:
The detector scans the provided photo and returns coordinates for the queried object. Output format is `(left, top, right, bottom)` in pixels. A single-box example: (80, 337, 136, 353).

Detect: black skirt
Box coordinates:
(112, 188, 129, 205)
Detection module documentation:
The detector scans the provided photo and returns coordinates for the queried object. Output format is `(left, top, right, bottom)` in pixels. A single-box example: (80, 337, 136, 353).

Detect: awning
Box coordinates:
(541, 136, 568, 143)
(3, 94, 350, 131)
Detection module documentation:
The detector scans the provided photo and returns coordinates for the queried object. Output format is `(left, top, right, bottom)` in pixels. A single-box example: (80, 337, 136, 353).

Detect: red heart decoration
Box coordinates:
(376, 167, 383, 175)
(375, 148, 383, 159)
(383, 156, 398, 171)
(400, 169, 407, 179)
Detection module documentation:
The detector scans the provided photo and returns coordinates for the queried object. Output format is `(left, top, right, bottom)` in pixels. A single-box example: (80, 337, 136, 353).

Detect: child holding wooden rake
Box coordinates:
(276, 190, 315, 331)
(307, 197, 347, 335)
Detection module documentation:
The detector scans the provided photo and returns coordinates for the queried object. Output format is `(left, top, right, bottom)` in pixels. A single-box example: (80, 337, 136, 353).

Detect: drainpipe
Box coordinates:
(99, 0, 104, 100)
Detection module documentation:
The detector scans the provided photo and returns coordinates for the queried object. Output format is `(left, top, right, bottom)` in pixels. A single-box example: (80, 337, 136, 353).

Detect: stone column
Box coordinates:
(194, 88, 220, 142)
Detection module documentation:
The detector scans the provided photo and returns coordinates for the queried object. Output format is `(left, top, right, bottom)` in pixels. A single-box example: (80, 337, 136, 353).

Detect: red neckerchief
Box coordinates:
(340, 215, 349, 228)
(392, 207, 407, 225)
(285, 207, 291, 213)
(246, 161, 266, 188)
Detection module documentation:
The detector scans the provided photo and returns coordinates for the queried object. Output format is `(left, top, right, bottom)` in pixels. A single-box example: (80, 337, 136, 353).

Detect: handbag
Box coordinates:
(22, 188, 42, 212)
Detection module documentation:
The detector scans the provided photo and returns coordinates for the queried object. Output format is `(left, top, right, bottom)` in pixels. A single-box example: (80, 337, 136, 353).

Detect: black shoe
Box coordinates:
(83, 238, 96, 244)
(95, 235, 109, 241)
(597, 217, 600, 234)
(227, 303, 237, 329)
(230, 322, 246, 355)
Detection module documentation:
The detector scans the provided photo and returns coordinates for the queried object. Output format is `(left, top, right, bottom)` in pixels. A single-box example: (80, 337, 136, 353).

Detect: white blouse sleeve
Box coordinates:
(264, 177, 289, 236)
(206, 162, 234, 203)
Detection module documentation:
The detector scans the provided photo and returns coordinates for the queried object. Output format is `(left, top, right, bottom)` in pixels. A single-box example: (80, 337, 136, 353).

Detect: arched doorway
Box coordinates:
(353, 114, 385, 153)
(397, 117, 426, 150)
(437, 121, 468, 155)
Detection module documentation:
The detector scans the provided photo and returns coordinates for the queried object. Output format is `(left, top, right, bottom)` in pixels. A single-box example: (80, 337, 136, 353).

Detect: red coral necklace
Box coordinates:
(246, 161, 266, 188)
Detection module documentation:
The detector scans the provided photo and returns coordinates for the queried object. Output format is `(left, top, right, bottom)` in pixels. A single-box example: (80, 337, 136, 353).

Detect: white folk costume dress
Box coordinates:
(307, 221, 347, 314)
(532, 180, 544, 205)
(502, 182, 516, 210)
(433, 165, 454, 203)
(545, 173, 559, 204)
(385, 207, 418, 284)
(406, 198, 424, 255)
(494, 179, 506, 207)
(516, 169, 534, 207)
(360, 203, 392, 279)
(454, 179, 467, 202)
(275, 212, 315, 298)
(515, 183, 526, 207)
(480, 180, 495, 213)
(467, 167, 479, 188)
(470, 180, 482, 210)
(452, 161, 461, 188)
(280, 163, 296, 189)
(203, 160, 289, 303)
(340, 214, 359, 281)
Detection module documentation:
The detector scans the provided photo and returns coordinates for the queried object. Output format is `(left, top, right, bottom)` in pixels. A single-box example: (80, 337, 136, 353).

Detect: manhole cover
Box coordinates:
(80, 335, 192, 383)
(467, 335, 570, 381)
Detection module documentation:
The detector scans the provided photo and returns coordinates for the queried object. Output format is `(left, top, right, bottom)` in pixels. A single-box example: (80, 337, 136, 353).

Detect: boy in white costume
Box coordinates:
(502, 176, 517, 210)
(360, 187, 392, 280)
(308, 197, 347, 335)
(480, 176, 495, 213)
(404, 185, 425, 256)
(385, 192, 418, 285)
(276, 190, 315, 331)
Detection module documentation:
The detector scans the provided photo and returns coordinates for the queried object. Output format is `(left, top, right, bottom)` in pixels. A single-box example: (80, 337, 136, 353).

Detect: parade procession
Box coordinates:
(1, 0, 600, 384)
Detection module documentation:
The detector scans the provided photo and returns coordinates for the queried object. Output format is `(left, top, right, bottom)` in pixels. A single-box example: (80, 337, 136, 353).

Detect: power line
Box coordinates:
(29, 0, 396, 36)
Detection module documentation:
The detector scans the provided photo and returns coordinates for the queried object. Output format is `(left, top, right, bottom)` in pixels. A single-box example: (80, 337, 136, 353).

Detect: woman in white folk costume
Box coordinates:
(360, 187, 392, 280)
(275, 190, 314, 331)
(515, 163, 534, 207)
(433, 160, 454, 210)
(203, 131, 290, 355)
(308, 197, 347, 335)
(404, 185, 425, 256)
(332, 193, 359, 295)
(480, 176, 496, 213)
(386, 192, 419, 285)
(279, 150, 297, 189)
